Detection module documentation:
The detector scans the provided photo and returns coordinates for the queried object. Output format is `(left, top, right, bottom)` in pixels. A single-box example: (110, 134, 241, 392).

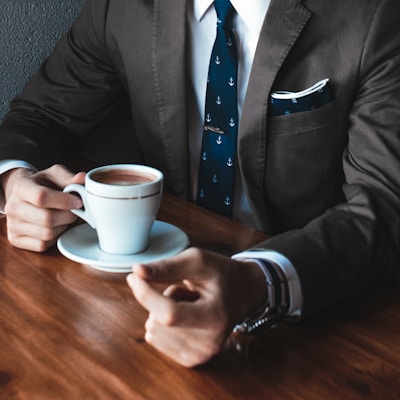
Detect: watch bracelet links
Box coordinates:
(233, 259, 289, 335)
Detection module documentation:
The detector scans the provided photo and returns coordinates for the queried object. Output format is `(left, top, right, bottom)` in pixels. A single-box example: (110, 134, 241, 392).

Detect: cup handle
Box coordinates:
(63, 184, 96, 229)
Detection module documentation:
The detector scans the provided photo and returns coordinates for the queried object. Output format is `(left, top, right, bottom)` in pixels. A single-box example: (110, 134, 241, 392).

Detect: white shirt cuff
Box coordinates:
(0, 159, 37, 175)
(0, 160, 37, 214)
(232, 250, 303, 317)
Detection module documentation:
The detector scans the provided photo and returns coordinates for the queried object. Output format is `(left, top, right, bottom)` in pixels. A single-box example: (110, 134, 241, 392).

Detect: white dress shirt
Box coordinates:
(0, 0, 302, 316)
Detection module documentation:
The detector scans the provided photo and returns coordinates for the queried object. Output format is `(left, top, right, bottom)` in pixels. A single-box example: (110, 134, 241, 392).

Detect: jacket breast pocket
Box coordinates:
(268, 99, 337, 136)
(265, 99, 347, 231)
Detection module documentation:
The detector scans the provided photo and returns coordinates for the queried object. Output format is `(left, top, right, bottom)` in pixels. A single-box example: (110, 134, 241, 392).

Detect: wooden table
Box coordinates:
(0, 193, 399, 399)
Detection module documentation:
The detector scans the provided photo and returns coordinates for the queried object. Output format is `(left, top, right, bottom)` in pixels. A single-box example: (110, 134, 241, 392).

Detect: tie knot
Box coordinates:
(214, 0, 235, 29)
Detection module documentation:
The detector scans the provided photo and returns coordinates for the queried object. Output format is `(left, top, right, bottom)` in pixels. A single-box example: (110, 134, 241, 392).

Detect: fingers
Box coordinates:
(162, 284, 200, 302)
(132, 247, 220, 283)
(6, 192, 78, 227)
(9, 165, 83, 211)
(144, 317, 221, 368)
(33, 164, 83, 185)
(127, 255, 229, 329)
(127, 273, 209, 326)
(5, 198, 78, 252)
(7, 222, 68, 252)
(128, 272, 225, 367)
(3, 165, 85, 252)
(127, 273, 179, 325)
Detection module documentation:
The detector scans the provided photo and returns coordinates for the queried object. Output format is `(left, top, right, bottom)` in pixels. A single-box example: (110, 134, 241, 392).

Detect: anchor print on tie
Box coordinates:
(197, 0, 238, 217)
(224, 196, 232, 206)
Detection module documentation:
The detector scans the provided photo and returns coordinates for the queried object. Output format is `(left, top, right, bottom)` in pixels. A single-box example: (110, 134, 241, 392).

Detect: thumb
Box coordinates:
(132, 248, 210, 284)
(68, 171, 86, 185)
(39, 164, 80, 189)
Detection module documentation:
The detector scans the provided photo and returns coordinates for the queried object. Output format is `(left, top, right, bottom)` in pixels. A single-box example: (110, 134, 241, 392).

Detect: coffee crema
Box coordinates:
(91, 169, 156, 186)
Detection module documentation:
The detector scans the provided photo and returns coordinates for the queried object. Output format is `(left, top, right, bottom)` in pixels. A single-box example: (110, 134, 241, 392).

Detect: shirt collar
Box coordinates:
(193, 0, 270, 34)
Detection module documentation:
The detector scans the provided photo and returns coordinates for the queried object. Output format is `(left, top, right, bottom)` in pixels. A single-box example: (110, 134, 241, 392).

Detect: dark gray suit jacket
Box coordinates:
(1, 0, 400, 316)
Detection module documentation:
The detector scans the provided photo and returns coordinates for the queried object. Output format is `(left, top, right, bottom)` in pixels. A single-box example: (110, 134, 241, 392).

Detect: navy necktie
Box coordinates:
(197, 0, 238, 217)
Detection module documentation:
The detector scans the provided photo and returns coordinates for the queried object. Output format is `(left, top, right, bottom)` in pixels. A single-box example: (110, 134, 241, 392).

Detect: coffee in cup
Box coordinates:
(63, 164, 163, 255)
(90, 169, 156, 186)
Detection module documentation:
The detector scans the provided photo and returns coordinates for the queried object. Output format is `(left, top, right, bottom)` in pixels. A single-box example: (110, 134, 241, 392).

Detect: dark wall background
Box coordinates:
(0, 0, 85, 121)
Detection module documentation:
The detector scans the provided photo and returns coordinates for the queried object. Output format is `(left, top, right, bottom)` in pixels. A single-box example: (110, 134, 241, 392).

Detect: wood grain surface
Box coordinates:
(0, 193, 399, 400)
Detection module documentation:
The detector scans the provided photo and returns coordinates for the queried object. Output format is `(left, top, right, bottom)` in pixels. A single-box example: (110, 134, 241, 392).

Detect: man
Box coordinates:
(0, 0, 399, 367)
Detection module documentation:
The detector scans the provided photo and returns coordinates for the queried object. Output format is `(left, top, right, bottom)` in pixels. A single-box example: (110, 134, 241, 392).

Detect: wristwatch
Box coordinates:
(233, 259, 289, 335)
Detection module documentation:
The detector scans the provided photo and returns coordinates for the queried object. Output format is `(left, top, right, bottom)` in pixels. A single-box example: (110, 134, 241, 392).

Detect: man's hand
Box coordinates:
(1, 164, 85, 252)
(127, 248, 267, 367)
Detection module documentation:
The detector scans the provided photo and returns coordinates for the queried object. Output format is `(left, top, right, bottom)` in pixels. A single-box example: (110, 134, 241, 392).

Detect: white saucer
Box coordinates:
(57, 220, 189, 273)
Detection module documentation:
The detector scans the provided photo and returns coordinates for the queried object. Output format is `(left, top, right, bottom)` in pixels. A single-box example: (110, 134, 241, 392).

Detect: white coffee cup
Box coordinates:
(63, 164, 163, 255)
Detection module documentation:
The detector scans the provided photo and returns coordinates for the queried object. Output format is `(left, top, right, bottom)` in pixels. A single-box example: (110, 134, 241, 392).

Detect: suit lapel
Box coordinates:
(151, 0, 190, 198)
(149, 0, 312, 213)
(238, 0, 312, 230)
